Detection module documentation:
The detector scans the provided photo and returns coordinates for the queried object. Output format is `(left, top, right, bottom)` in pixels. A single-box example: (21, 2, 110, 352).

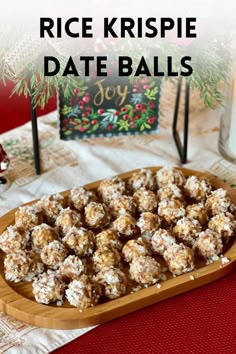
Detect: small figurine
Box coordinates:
(0, 144, 10, 185)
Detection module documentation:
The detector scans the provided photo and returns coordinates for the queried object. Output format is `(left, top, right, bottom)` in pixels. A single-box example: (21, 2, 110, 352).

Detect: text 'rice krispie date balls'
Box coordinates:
(151, 229, 176, 256)
(158, 183, 184, 201)
(158, 199, 185, 224)
(184, 176, 212, 201)
(113, 214, 138, 237)
(55, 208, 83, 236)
(133, 188, 158, 213)
(173, 217, 202, 247)
(186, 202, 208, 225)
(122, 237, 151, 263)
(66, 275, 102, 308)
(92, 249, 121, 272)
(128, 169, 157, 192)
(193, 229, 223, 261)
(32, 271, 65, 305)
(156, 167, 186, 188)
(15, 205, 43, 230)
(84, 202, 110, 229)
(31, 224, 58, 252)
(208, 213, 235, 242)
(96, 266, 127, 299)
(97, 176, 126, 204)
(95, 229, 122, 251)
(63, 227, 95, 257)
(4, 250, 44, 282)
(69, 186, 97, 212)
(59, 255, 87, 281)
(41, 240, 68, 268)
(164, 243, 194, 276)
(0, 225, 29, 254)
(39, 193, 66, 223)
(137, 212, 160, 238)
(109, 195, 136, 218)
(129, 256, 161, 285)
(205, 188, 235, 216)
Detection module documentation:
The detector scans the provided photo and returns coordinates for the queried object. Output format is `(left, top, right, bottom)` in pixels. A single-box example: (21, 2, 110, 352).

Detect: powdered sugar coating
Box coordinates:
(66, 275, 102, 308)
(173, 217, 202, 246)
(96, 266, 127, 299)
(151, 229, 176, 255)
(128, 169, 157, 192)
(129, 256, 161, 285)
(40, 240, 68, 268)
(92, 249, 121, 272)
(32, 271, 65, 305)
(186, 203, 208, 225)
(95, 229, 122, 251)
(193, 229, 223, 260)
(164, 243, 194, 275)
(0, 225, 29, 254)
(158, 183, 184, 201)
(205, 188, 235, 216)
(137, 212, 160, 237)
(158, 199, 185, 224)
(85, 202, 110, 229)
(15, 205, 43, 230)
(69, 186, 97, 212)
(97, 176, 126, 204)
(31, 223, 58, 252)
(109, 195, 136, 218)
(59, 255, 87, 281)
(133, 188, 158, 213)
(208, 213, 235, 242)
(62, 227, 95, 257)
(122, 237, 151, 262)
(156, 167, 186, 188)
(55, 208, 83, 236)
(39, 193, 66, 223)
(184, 176, 212, 201)
(113, 214, 137, 237)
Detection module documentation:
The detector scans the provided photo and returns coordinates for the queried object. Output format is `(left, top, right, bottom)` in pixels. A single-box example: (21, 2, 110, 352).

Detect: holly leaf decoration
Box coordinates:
(144, 87, 158, 100)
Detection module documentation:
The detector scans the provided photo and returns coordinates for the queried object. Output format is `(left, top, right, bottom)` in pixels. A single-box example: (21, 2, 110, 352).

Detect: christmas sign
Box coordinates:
(59, 74, 161, 140)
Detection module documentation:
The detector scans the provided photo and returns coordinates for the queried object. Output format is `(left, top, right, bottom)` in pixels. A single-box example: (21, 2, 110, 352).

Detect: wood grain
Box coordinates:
(0, 167, 235, 329)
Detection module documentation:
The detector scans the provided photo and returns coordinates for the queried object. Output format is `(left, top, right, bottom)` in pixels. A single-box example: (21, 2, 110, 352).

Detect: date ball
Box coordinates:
(158, 183, 184, 201)
(85, 202, 110, 229)
(15, 205, 43, 230)
(97, 176, 126, 204)
(113, 214, 138, 237)
(59, 255, 87, 281)
(128, 169, 157, 192)
(122, 237, 151, 263)
(92, 249, 121, 272)
(0, 225, 29, 254)
(193, 229, 223, 260)
(109, 195, 136, 218)
(173, 217, 202, 246)
(208, 213, 235, 242)
(95, 229, 122, 251)
(137, 212, 160, 238)
(129, 256, 161, 285)
(96, 266, 127, 299)
(31, 223, 59, 252)
(164, 243, 194, 275)
(32, 271, 65, 305)
(55, 207, 83, 236)
(133, 188, 158, 213)
(40, 240, 68, 268)
(151, 229, 176, 256)
(62, 227, 95, 257)
(205, 188, 235, 216)
(158, 199, 185, 224)
(69, 186, 97, 212)
(39, 193, 66, 223)
(184, 176, 212, 201)
(156, 167, 186, 188)
(186, 202, 208, 225)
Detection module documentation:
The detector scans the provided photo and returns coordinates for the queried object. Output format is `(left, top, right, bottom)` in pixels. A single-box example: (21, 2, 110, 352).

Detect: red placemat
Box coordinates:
(54, 271, 236, 354)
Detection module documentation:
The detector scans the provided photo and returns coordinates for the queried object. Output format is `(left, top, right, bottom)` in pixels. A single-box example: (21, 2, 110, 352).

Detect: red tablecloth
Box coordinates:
(53, 271, 236, 354)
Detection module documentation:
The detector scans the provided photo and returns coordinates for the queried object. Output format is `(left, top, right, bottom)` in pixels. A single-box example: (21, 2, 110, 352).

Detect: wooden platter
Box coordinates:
(0, 167, 235, 329)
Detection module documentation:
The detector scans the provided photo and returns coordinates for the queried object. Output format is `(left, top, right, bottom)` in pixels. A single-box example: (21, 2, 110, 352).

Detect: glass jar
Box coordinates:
(218, 72, 236, 163)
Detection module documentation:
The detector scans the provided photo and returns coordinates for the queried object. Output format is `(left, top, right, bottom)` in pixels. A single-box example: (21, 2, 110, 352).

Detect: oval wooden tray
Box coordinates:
(0, 167, 236, 329)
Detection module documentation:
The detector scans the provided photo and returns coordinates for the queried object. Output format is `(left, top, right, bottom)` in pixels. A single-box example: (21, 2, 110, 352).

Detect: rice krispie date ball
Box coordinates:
(31, 224, 59, 252)
(15, 205, 43, 230)
(40, 240, 68, 268)
(39, 193, 66, 223)
(55, 208, 83, 236)
(137, 212, 160, 238)
(156, 167, 186, 188)
(0, 225, 29, 254)
(186, 202, 208, 225)
(59, 255, 87, 281)
(109, 195, 136, 218)
(133, 188, 158, 213)
(4, 250, 44, 282)
(151, 229, 176, 256)
(129, 256, 161, 285)
(158, 183, 184, 201)
(128, 169, 157, 192)
(158, 199, 185, 224)
(95, 229, 122, 251)
(193, 229, 223, 260)
(184, 176, 212, 201)
(164, 243, 194, 275)
(62, 227, 95, 257)
(66, 275, 102, 308)
(173, 217, 202, 246)
(97, 176, 126, 204)
(32, 271, 65, 305)
(69, 186, 97, 212)
(113, 214, 138, 237)
(96, 266, 127, 299)
(208, 213, 235, 242)
(122, 237, 151, 263)
(205, 188, 235, 216)
(92, 249, 121, 272)
(85, 202, 110, 229)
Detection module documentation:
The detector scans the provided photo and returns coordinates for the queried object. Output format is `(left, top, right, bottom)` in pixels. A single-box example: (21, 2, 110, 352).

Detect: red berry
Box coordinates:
(114, 111, 120, 116)
(79, 100, 84, 105)
(91, 119, 98, 125)
(133, 84, 139, 88)
(98, 109, 105, 114)
(135, 115, 141, 120)
(107, 124, 113, 131)
(148, 101, 155, 109)
(123, 114, 129, 120)
(79, 105, 84, 110)
(141, 108, 147, 113)
(73, 88, 81, 94)
(135, 104, 143, 110)
(148, 117, 155, 124)
(86, 107, 92, 114)
(63, 119, 67, 124)
(79, 126, 85, 132)
(130, 122, 135, 128)
(143, 85, 150, 90)
(85, 92, 89, 96)
(83, 96, 90, 103)
(82, 113, 88, 118)
(142, 77, 149, 84)
(69, 118, 74, 122)
(121, 107, 127, 112)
